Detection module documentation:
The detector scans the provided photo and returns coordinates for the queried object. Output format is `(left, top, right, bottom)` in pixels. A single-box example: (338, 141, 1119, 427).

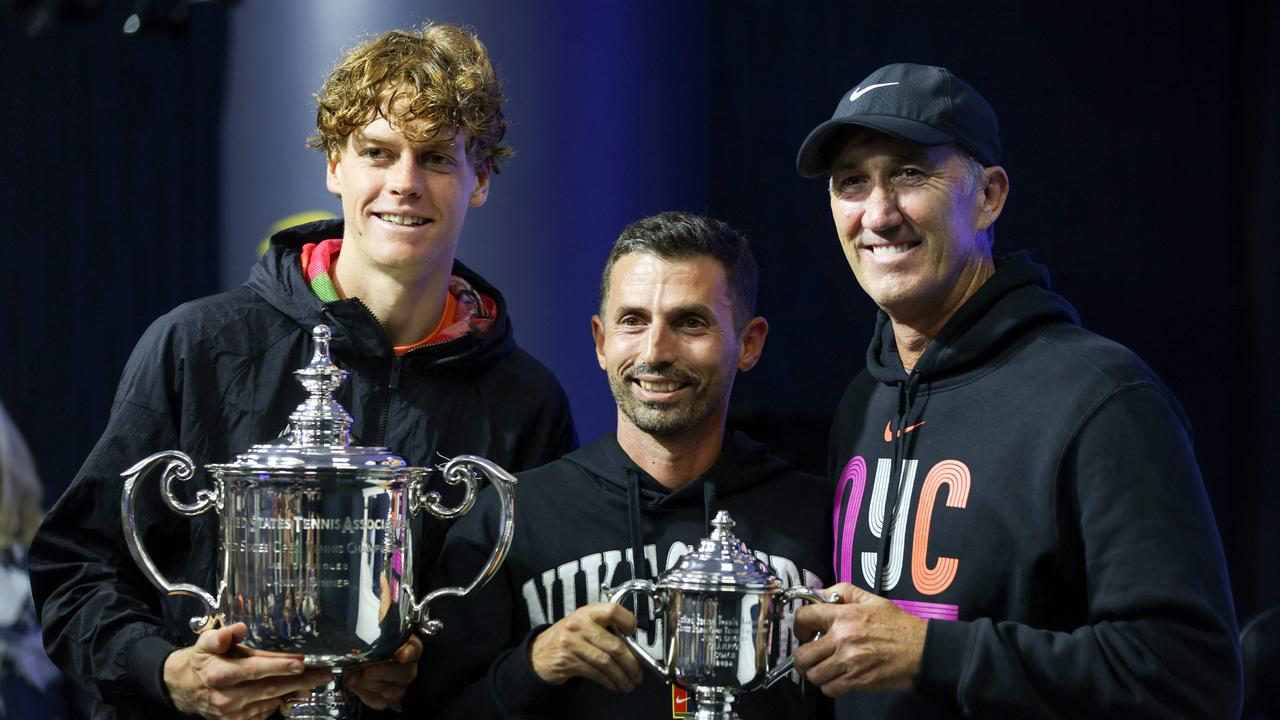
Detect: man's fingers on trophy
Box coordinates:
(194, 623, 241, 656)
(578, 644, 636, 694)
(346, 672, 407, 709)
(244, 702, 284, 720)
(222, 696, 274, 720)
(831, 582, 874, 604)
(794, 601, 839, 643)
(588, 601, 637, 635)
(229, 697, 284, 720)
(791, 625, 835, 675)
(393, 635, 424, 663)
(218, 653, 311, 684)
(237, 668, 333, 705)
(584, 625, 642, 689)
(346, 661, 416, 705)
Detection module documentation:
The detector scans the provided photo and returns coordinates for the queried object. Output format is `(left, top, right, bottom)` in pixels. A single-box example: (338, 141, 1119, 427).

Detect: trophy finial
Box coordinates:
(311, 324, 332, 361)
(286, 324, 353, 446)
(710, 510, 735, 539)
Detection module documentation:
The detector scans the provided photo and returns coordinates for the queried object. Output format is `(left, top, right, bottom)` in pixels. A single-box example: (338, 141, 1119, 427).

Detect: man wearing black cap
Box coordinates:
(789, 63, 1242, 718)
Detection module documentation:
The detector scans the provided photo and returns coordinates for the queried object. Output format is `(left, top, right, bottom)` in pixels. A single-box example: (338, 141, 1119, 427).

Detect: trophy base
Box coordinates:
(693, 686, 740, 720)
(282, 670, 349, 720)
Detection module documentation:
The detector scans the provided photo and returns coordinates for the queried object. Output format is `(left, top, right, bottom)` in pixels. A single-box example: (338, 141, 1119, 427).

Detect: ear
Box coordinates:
(591, 315, 607, 371)
(469, 159, 491, 208)
(736, 317, 769, 372)
(326, 152, 342, 196)
(974, 165, 1009, 232)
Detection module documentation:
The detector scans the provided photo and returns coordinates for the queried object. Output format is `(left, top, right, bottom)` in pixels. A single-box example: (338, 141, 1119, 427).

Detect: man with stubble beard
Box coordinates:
(414, 211, 833, 719)
(789, 62, 1240, 719)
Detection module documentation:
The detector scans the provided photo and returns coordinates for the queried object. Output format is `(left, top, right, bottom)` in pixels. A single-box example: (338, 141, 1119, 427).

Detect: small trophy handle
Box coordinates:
(120, 450, 222, 632)
(409, 455, 517, 635)
(602, 580, 669, 677)
(762, 586, 836, 688)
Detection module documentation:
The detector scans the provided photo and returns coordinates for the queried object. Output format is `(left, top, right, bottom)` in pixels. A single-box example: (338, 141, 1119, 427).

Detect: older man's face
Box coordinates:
(828, 129, 993, 326)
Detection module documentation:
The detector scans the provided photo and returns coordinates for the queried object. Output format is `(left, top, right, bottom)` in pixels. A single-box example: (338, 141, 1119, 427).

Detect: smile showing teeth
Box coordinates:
(377, 213, 428, 227)
(637, 379, 683, 393)
(868, 242, 918, 256)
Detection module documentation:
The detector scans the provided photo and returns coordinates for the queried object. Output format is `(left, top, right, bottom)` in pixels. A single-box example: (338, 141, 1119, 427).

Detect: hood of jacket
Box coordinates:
(859, 251, 1081, 595)
(866, 251, 1081, 385)
(563, 430, 797, 512)
(245, 218, 516, 370)
(558, 430, 803, 616)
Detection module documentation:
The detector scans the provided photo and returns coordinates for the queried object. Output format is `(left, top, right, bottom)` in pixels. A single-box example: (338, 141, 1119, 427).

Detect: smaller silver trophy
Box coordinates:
(603, 511, 831, 720)
(121, 325, 517, 719)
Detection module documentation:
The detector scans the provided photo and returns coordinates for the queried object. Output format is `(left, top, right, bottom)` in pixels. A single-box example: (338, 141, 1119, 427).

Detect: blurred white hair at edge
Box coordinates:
(0, 400, 42, 547)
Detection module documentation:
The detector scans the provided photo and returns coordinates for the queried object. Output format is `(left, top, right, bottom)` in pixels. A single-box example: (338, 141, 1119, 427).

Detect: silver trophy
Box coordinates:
(604, 511, 831, 720)
(120, 325, 517, 720)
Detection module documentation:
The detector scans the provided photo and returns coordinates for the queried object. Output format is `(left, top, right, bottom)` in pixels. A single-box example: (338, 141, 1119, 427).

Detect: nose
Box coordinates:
(638, 322, 677, 366)
(861, 183, 902, 232)
(388, 156, 425, 197)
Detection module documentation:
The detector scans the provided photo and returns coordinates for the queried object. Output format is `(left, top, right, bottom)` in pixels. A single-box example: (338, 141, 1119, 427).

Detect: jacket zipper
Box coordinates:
(343, 296, 473, 447)
(375, 356, 402, 448)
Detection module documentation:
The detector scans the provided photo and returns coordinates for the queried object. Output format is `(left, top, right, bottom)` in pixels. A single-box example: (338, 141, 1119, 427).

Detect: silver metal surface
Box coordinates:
(119, 325, 518, 720)
(603, 511, 830, 720)
(407, 455, 517, 636)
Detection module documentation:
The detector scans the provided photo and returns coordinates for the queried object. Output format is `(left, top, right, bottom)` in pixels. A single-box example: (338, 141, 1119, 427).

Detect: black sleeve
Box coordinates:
(517, 376, 578, 471)
(28, 323, 187, 711)
(411, 497, 564, 718)
(914, 385, 1242, 718)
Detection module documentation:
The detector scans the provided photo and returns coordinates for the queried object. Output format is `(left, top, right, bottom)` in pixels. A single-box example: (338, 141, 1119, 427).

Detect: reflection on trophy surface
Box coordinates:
(604, 511, 832, 720)
(120, 325, 517, 719)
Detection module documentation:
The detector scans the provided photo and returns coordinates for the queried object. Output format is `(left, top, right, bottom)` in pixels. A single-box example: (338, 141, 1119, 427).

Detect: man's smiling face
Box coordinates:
(828, 128, 992, 326)
(325, 113, 489, 280)
(593, 253, 759, 439)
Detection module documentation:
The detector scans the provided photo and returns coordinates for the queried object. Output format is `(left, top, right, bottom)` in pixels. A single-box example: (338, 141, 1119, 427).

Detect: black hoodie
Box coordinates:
(418, 431, 833, 719)
(29, 220, 576, 720)
(830, 252, 1241, 718)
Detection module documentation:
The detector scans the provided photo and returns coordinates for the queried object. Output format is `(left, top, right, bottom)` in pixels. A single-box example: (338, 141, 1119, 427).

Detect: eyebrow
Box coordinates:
(613, 303, 715, 320)
(351, 131, 460, 151)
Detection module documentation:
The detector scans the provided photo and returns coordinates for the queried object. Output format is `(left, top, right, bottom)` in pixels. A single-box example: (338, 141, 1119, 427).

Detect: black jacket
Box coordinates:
(830, 252, 1241, 718)
(418, 431, 833, 719)
(28, 220, 576, 719)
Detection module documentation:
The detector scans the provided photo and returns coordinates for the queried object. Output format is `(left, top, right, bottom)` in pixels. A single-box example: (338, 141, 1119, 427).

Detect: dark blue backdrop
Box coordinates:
(1, 0, 1276, 634)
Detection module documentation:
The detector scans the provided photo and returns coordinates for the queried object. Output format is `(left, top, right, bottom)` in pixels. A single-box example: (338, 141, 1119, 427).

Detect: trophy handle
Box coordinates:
(602, 580, 669, 677)
(120, 450, 222, 632)
(409, 455, 517, 635)
(762, 586, 836, 688)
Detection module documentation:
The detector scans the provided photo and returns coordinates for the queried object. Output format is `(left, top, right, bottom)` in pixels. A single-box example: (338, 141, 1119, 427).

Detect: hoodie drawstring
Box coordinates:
(625, 470, 652, 630)
(701, 477, 718, 532)
(874, 371, 922, 594)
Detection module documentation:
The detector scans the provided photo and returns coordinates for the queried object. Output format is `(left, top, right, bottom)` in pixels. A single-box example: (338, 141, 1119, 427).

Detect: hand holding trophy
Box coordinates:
(604, 511, 834, 720)
(121, 325, 517, 719)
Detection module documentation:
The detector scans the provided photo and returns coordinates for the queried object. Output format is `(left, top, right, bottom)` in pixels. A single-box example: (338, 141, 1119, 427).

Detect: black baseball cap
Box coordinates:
(796, 63, 1001, 178)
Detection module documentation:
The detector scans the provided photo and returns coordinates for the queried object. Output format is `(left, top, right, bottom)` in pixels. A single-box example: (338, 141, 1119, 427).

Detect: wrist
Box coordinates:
(162, 646, 195, 714)
(527, 627, 552, 683)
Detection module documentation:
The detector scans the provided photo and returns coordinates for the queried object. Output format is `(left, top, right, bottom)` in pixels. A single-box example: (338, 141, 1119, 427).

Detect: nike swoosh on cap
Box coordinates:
(850, 81, 900, 102)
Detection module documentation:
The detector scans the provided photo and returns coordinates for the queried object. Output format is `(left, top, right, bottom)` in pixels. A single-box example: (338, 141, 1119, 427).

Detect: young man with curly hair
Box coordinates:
(29, 24, 575, 720)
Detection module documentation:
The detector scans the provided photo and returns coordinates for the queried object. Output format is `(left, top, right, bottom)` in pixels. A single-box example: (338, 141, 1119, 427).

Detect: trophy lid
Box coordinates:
(662, 511, 781, 592)
(207, 325, 408, 475)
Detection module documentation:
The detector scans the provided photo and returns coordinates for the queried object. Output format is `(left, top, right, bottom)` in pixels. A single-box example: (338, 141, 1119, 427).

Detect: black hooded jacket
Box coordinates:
(417, 431, 832, 719)
(28, 220, 576, 719)
(830, 252, 1240, 718)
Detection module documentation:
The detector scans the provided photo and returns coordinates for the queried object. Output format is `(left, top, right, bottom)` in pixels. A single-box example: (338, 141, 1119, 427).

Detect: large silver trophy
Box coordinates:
(120, 325, 516, 719)
(604, 511, 831, 720)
